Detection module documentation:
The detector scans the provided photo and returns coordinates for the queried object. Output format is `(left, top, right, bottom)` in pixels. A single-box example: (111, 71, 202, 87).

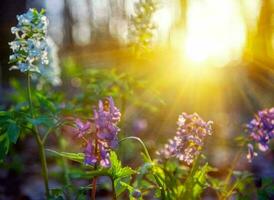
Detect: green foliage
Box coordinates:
(108, 152, 138, 199)
(135, 155, 218, 200)
(49, 185, 88, 200)
(0, 108, 30, 161)
(183, 163, 214, 199)
(108, 151, 136, 180)
(209, 170, 256, 199)
(48, 150, 137, 198)
(257, 178, 274, 200)
(62, 59, 163, 115)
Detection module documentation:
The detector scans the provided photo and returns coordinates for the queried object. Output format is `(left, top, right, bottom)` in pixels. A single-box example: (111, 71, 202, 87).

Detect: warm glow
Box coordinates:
(153, 5, 174, 42)
(153, 0, 262, 68)
(183, 0, 246, 68)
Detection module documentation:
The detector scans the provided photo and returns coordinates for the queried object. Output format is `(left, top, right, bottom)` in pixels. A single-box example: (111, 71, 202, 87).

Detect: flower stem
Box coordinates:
(92, 133, 99, 200)
(119, 136, 152, 162)
(92, 178, 97, 200)
(119, 136, 166, 199)
(221, 148, 244, 200)
(111, 177, 117, 200)
(182, 154, 201, 199)
(57, 129, 72, 199)
(27, 72, 50, 198)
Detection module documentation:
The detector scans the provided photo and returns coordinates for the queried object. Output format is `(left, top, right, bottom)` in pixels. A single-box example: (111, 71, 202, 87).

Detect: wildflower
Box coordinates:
(84, 141, 97, 165)
(75, 118, 91, 138)
(98, 143, 111, 167)
(74, 97, 121, 168)
(157, 113, 213, 165)
(9, 8, 49, 73)
(94, 97, 121, 149)
(83, 141, 111, 167)
(246, 107, 274, 161)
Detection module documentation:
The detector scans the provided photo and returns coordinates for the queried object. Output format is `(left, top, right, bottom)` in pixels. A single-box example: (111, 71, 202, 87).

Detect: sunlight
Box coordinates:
(183, 0, 246, 68)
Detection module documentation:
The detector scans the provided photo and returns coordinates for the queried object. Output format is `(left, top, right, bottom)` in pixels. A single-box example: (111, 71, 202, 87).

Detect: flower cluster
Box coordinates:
(9, 8, 49, 73)
(94, 97, 121, 149)
(74, 97, 121, 167)
(157, 113, 213, 165)
(246, 107, 274, 162)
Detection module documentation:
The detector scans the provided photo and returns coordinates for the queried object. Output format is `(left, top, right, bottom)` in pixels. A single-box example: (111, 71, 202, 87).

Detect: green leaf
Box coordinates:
(258, 177, 274, 199)
(115, 179, 132, 197)
(47, 149, 84, 163)
(0, 134, 9, 161)
(120, 181, 135, 200)
(107, 152, 136, 198)
(27, 115, 54, 127)
(35, 93, 57, 113)
(71, 168, 108, 179)
(6, 122, 20, 143)
(192, 164, 209, 198)
(108, 151, 136, 180)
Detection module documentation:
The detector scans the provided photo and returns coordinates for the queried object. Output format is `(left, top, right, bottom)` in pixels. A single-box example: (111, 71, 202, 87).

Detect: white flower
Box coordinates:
(11, 27, 19, 34)
(10, 8, 61, 87)
(18, 63, 29, 72)
(9, 8, 49, 73)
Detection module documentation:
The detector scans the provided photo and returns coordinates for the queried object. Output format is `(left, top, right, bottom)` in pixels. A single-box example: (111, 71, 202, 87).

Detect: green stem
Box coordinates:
(57, 129, 72, 199)
(221, 148, 244, 200)
(119, 136, 152, 162)
(27, 72, 50, 198)
(111, 177, 117, 200)
(119, 136, 166, 199)
(182, 154, 201, 199)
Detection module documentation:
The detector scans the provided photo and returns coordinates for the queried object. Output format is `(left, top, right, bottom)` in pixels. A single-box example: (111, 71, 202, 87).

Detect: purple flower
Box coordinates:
(246, 107, 274, 161)
(99, 143, 111, 167)
(94, 97, 121, 149)
(84, 141, 111, 168)
(76, 97, 121, 168)
(84, 142, 97, 165)
(157, 113, 213, 165)
(75, 118, 91, 138)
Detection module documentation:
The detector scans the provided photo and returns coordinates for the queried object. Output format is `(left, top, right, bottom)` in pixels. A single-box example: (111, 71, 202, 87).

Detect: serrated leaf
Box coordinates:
(119, 167, 136, 179)
(108, 151, 136, 180)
